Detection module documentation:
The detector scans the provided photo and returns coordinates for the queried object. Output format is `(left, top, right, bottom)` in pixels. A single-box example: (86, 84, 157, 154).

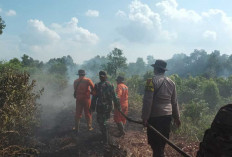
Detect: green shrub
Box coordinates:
(0, 66, 42, 137)
(177, 100, 215, 140)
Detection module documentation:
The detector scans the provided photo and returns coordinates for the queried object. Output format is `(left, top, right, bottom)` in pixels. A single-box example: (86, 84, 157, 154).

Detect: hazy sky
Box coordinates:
(1, 0, 232, 63)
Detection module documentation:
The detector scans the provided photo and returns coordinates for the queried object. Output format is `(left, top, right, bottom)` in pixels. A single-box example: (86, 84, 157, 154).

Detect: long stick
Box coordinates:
(118, 110, 191, 157)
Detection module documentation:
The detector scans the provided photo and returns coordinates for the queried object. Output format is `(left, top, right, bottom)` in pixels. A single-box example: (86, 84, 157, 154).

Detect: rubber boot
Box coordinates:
(73, 117, 80, 132)
(117, 122, 126, 137)
(87, 117, 94, 131)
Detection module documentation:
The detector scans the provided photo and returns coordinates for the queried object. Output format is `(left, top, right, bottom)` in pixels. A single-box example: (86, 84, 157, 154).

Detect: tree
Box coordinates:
(167, 53, 189, 77)
(0, 16, 6, 35)
(21, 54, 43, 68)
(47, 57, 69, 76)
(127, 58, 146, 76)
(126, 75, 144, 95)
(82, 55, 107, 73)
(205, 50, 221, 78)
(203, 79, 220, 109)
(103, 48, 127, 77)
(0, 67, 41, 136)
(187, 49, 208, 76)
(183, 100, 209, 124)
(215, 76, 232, 98)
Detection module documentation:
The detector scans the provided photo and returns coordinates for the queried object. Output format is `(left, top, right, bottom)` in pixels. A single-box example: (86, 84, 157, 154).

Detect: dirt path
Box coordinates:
(35, 106, 198, 157)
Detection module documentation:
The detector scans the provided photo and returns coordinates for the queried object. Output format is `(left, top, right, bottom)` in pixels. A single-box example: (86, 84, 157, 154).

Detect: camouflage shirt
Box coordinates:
(91, 81, 120, 113)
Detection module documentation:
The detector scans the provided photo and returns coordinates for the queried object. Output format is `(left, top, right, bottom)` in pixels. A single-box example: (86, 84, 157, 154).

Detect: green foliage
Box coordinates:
(169, 74, 182, 89)
(127, 58, 146, 76)
(21, 54, 43, 68)
(169, 75, 225, 140)
(126, 75, 145, 95)
(0, 16, 6, 35)
(182, 100, 209, 124)
(175, 76, 205, 105)
(178, 112, 214, 141)
(48, 62, 67, 76)
(82, 55, 107, 71)
(143, 70, 153, 81)
(0, 59, 23, 71)
(203, 80, 220, 109)
(128, 91, 143, 116)
(167, 49, 232, 78)
(103, 48, 127, 77)
(47, 56, 70, 76)
(215, 76, 232, 98)
(0, 66, 42, 136)
(173, 100, 214, 140)
(205, 52, 220, 78)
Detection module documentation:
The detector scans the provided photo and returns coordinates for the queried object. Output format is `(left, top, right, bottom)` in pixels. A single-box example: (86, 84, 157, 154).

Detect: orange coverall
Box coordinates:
(114, 83, 128, 124)
(74, 76, 94, 120)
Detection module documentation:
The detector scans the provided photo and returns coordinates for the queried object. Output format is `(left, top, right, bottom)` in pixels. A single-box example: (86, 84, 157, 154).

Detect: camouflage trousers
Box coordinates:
(97, 112, 111, 144)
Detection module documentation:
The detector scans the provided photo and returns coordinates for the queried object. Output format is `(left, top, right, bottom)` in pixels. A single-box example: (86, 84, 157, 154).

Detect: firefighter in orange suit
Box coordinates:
(73, 69, 94, 132)
(114, 76, 128, 136)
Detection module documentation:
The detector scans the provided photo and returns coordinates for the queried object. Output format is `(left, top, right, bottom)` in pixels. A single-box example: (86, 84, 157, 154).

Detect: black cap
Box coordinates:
(99, 71, 107, 77)
(151, 60, 168, 71)
(116, 76, 124, 82)
(77, 69, 86, 75)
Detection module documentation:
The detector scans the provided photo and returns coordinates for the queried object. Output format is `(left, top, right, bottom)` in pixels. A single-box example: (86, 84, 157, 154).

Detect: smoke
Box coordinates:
(34, 78, 74, 130)
(30, 68, 75, 131)
(33, 58, 102, 131)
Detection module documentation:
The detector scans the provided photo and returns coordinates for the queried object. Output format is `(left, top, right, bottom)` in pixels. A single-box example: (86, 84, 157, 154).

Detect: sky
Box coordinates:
(0, 0, 232, 64)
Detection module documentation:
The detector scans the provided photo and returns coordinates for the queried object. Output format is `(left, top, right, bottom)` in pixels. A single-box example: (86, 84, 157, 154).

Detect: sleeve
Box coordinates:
(73, 80, 77, 90)
(141, 78, 154, 120)
(90, 84, 98, 111)
(171, 84, 180, 119)
(111, 85, 121, 110)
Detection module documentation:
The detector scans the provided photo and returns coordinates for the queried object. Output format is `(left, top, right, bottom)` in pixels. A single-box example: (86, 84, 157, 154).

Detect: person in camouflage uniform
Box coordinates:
(90, 71, 120, 144)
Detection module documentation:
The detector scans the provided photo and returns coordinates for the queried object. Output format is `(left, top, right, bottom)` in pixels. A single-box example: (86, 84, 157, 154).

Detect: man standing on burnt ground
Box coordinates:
(90, 71, 121, 145)
(142, 60, 181, 157)
(73, 69, 94, 133)
(114, 76, 128, 137)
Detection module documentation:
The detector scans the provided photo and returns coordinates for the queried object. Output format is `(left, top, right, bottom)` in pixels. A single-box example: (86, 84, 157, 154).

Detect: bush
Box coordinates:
(177, 100, 215, 140)
(0, 66, 42, 138)
(182, 100, 209, 124)
(203, 80, 220, 109)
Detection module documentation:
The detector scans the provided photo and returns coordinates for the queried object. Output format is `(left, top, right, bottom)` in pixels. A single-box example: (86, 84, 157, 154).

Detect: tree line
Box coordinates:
(1, 15, 232, 141)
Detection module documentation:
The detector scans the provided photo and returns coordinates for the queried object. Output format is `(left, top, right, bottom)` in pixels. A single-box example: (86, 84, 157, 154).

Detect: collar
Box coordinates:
(155, 73, 165, 76)
(79, 76, 85, 79)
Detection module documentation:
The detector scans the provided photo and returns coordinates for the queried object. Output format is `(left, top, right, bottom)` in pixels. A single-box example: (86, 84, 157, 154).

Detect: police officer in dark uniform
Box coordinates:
(90, 71, 120, 144)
